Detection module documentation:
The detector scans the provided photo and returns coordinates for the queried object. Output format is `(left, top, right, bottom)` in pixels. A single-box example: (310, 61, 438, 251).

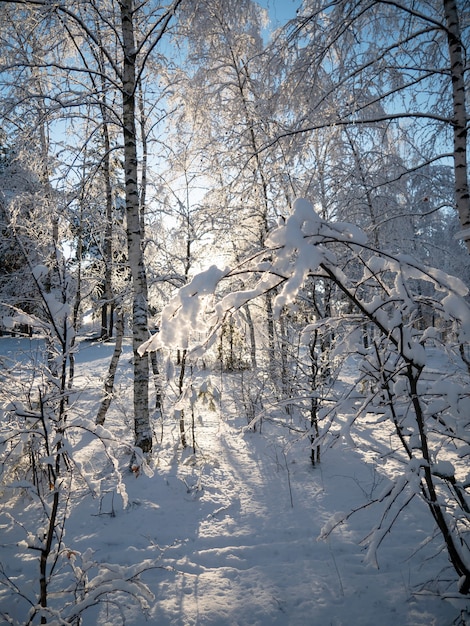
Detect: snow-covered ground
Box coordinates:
(0, 336, 468, 625)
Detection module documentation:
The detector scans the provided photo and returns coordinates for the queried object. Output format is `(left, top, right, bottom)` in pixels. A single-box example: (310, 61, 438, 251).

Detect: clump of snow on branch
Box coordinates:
(265, 199, 366, 316)
(215, 274, 280, 315)
(139, 265, 228, 354)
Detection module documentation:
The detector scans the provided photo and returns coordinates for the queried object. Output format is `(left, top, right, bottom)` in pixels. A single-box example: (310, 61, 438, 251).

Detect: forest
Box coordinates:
(0, 0, 469, 624)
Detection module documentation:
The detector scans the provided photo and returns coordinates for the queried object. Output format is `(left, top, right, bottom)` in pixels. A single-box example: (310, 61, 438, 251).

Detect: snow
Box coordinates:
(441, 294, 470, 341)
(1, 336, 468, 625)
(432, 461, 456, 479)
(140, 265, 229, 353)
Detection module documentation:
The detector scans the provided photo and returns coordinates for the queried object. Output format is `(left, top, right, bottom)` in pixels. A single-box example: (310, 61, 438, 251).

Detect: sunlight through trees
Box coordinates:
(0, 1, 469, 623)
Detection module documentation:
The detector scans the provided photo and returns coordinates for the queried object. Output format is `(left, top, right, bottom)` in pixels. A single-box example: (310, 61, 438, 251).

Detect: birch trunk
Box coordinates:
(94, 18, 115, 339)
(100, 108, 114, 339)
(96, 310, 124, 426)
(443, 0, 470, 252)
(120, 0, 152, 453)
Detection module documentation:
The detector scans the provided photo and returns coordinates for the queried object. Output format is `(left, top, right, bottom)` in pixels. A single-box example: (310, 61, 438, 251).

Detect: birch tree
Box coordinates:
(1, 0, 183, 455)
(442, 0, 470, 248)
(174, 0, 290, 376)
(278, 0, 470, 253)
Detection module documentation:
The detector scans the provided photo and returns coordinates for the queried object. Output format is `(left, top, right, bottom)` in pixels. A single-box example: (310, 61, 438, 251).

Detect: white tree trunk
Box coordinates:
(443, 0, 470, 252)
(120, 0, 152, 453)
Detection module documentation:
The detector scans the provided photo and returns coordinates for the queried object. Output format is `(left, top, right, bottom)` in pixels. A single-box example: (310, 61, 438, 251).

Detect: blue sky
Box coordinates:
(259, 0, 300, 26)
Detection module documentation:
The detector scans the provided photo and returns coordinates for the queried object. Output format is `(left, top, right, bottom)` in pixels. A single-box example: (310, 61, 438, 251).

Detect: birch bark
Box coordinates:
(120, 0, 152, 453)
(443, 0, 470, 252)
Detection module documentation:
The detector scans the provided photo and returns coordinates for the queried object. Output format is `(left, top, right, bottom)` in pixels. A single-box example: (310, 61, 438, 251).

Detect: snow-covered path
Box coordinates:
(1, 337, 466, 625)
(152, 417, 333, 625)
(79, 390, 461, 626)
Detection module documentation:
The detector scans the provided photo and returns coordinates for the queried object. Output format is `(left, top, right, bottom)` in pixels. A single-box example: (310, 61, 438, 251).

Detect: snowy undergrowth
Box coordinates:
(0, 337, 468, 625)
